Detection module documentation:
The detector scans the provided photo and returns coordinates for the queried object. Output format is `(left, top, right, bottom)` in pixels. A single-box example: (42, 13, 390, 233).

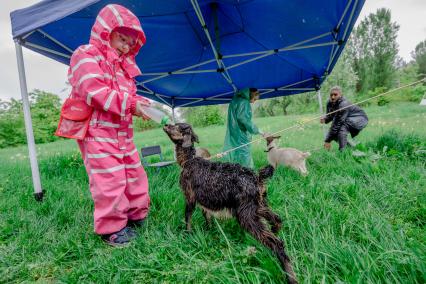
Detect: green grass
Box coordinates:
(0, 102, 425, 283)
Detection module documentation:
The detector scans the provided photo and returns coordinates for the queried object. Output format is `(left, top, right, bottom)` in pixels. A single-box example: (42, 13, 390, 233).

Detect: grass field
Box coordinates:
(0, 102, 425, 283)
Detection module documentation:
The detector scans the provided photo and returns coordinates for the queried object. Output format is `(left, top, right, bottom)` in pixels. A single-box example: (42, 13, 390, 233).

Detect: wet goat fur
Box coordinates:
(163, 123, 298, 284)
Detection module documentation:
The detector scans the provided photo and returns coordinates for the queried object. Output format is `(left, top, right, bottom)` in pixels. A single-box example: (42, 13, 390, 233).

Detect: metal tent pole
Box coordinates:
(172, 107, 176, 123)
(171, 105, 177, 161)
(14, 40, 43, 201)
(317, 89, 327, 138)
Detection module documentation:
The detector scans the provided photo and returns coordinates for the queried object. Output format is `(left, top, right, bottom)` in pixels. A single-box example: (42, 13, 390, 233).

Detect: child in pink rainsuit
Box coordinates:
(64, 4, 151, 246)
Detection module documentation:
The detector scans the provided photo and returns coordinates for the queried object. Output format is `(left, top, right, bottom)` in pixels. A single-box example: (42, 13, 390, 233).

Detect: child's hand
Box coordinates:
(141, 113, 150, 120)
(134, 100, 150, 119)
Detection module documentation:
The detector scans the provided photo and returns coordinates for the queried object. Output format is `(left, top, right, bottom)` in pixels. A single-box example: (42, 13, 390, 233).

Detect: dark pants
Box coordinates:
(328, 124, 362, 150)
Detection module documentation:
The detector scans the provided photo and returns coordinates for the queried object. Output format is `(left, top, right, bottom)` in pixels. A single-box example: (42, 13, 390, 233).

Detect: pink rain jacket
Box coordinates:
(64, 4, 149, 137)
(66, 4, 150, 235)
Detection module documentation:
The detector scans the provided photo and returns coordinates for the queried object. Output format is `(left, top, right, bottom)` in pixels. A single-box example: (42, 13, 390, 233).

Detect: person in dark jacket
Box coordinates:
(320, 86, 368, 150)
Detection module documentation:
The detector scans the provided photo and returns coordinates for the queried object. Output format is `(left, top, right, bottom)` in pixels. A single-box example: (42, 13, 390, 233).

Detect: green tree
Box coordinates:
(397, 62, 419, 85)
(0, 90, 62, 148)
(255, 92, 315, 117)
(0, 99, 25, 148)
(321, 48, 358, 96)
(348, 8, 399, 93)
(276, 97, 292, 115)
(29, 90, 62, 144)
(411, 39, 426, 77)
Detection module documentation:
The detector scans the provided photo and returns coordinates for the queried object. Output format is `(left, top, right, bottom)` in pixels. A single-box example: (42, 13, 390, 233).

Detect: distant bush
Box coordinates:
(182, 105, 225, 127)
(369, 87, 388, 106)
(406, 85, 426, 103)
(133, 117, 159, 131)
(377, 96, 390, 106)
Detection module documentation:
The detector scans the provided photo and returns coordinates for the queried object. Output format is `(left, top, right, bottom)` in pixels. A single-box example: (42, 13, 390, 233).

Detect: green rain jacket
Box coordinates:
(223, 88, 260, 168)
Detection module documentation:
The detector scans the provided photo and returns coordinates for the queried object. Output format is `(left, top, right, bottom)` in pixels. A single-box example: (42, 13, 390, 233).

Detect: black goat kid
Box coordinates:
(163, 123, 297, 284)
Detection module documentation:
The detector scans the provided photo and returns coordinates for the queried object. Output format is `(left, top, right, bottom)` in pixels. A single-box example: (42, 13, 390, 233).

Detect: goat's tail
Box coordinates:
(258, 165, 275, 184)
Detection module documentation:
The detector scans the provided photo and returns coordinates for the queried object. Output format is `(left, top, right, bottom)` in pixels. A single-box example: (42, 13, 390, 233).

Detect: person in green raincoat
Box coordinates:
(223, 88, 263, 168)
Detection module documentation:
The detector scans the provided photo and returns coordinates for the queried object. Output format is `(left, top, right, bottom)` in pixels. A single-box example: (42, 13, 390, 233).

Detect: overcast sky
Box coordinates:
(1, 0, 425, 101)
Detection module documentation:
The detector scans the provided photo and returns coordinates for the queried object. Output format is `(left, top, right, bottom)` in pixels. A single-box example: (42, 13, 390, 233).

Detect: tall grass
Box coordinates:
(0, 102, 425, 283)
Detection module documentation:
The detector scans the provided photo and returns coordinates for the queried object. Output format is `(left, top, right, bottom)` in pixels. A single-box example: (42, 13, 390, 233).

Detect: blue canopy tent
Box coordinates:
(11, 0, 365, 200)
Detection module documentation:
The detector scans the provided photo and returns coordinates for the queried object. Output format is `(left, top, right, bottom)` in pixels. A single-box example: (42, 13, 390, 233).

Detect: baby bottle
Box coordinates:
(140, 105, 172, 125)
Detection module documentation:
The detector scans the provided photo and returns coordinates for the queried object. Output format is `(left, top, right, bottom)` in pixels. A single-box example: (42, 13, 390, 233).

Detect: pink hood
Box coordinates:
(89, 4, 146, 78)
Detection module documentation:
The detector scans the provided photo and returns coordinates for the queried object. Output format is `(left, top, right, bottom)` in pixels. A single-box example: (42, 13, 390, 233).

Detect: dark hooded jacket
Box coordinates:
(324, 96, 368, 142)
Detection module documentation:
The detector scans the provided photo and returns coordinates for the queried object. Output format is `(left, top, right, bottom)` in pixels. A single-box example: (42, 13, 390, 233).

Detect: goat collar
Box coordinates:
(264, 146, 275, 153)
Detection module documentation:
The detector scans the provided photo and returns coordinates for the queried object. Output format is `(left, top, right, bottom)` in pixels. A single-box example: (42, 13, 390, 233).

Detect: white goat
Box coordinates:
(264, 135, 310, 176)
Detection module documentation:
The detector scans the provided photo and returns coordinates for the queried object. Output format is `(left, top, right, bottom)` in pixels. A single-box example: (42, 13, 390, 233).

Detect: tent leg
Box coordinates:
(14, 40, 44, 202)
(171, 107, 177, 160)
(172, 107, 176, 123)
(317, 89, 327, 138)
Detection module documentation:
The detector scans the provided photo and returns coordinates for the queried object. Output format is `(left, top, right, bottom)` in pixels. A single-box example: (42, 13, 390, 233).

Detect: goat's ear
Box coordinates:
(182, 134, 192, 148)
(193, 132, 199, 144)
(273, 136, 281, 139)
